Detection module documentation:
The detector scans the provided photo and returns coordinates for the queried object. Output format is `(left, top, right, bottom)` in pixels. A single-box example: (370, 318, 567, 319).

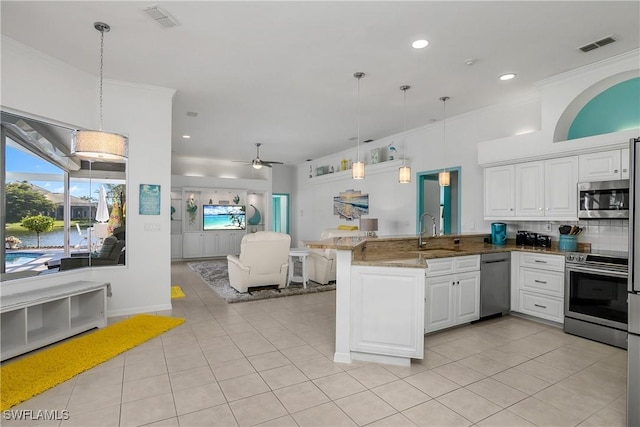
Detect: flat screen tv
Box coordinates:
(203, 204, 246, 230)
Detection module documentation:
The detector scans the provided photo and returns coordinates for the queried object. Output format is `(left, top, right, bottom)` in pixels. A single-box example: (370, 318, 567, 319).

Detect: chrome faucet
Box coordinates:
(418, 212, 438, 247)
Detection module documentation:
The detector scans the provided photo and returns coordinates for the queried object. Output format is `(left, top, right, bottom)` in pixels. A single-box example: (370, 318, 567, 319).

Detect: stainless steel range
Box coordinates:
(564, 250, 629, 349)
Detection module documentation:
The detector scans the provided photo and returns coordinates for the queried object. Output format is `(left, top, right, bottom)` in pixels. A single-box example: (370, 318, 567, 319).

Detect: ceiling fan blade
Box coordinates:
(262, 160, 284, 165)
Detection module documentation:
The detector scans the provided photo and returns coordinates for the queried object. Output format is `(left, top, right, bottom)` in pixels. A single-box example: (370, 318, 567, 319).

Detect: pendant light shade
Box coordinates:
(398, 85, 411, 183)
(72, 22, 128, 162)
(352, 72, 365, 180)
(439, 96, 450, 187)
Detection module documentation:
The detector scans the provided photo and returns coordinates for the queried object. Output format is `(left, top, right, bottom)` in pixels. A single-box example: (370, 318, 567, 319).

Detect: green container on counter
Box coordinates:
(558, 235, 577, 251)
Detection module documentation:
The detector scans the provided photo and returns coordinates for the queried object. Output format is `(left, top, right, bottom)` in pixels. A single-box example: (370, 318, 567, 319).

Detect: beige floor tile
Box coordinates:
(255, 415, 299, 426)
(173, 382, 226, 416)
(66, 382, 122, 416)
(219, 372, 270, 402)
(281, 344, 324, 363)
(123, 358, 168, 383)
(402, 399, 472, 426)
(555, 371, 623, 402)
(465, 377, 527, 408)
(346, 364, 398, 389)
(509, 397, 582, 426)
(457, 354, 510, 376)
(165, 351, 208, 373)
(492, 367, 552, 395)
(535, 383, 609, 420)
(313, 372, 367, 400)
(437, 388, 502, 423)
(476, 410, 536, 427)
(432, 362, 486, 386)
(579, 407, 627, 427)
(404, 370, 460, 398)
(514, 358, 573, 383)
(292, 401, 357, 427)
(169, 366, 217, 392)
(211, 358, 256, 381)
(137, 416, 180, 426)
(366, 413, 417, 426)
(248, 351, 292, 371)
(478, 349, 530, 367)
(607, 394, 627, 414)
(177, 403, 238, 427)
(202, 344, 246, 365)
(335, 390, 397, 426)
(419, 350, 454, 369)
(122, 374, 172, 403)
(57, 404, 121, 427)
(370, 379, 431, 412)
(429, 341, 482, 361)
(119, 393, 176, 427)
(295, 356, 343, 379)
(228, 392, 288, 426)
(259, 364, 308, 390)
(273, 381, 330, 413)
(196, 334, 235, 350)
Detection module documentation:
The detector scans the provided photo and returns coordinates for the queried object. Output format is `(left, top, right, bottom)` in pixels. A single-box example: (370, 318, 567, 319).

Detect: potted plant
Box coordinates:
(186, 196, 198, 225)
(5, 236, 22, 249)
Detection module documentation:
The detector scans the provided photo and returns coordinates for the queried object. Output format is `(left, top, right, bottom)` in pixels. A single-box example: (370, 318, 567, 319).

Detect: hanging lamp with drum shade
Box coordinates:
(438, 96, 450, 187)
(72, 22, 128, 161)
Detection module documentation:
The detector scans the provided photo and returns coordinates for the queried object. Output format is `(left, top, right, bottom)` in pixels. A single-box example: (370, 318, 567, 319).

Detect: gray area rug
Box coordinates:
(188, 259, 336, 303)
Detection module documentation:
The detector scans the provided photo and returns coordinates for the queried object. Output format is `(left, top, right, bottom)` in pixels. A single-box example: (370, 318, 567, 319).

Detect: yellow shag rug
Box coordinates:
(0, 314, 185, 411)
(171, 285, 186, 299)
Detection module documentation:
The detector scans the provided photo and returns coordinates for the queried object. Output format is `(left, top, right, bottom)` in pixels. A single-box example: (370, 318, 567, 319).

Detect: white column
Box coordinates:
(333, 249, 352, 364)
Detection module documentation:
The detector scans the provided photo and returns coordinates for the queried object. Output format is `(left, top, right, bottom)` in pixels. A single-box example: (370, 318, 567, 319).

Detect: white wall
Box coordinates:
(293, 50, 640, 243)
(293, 97, 541, 242)
(1, 37, 176, 317)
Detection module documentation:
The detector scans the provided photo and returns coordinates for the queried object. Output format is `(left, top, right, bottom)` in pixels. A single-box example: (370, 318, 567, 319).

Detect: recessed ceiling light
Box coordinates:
(182, 135, 191, 139)
(412, 39, 429, 49)
(499, 73, 516, 81)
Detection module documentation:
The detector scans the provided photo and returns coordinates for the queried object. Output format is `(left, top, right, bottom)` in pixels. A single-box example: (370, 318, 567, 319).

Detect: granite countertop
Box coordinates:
(303, 235, 588, 269)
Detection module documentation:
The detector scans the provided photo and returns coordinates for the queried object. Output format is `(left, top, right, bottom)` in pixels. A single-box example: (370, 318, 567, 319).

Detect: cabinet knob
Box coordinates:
(614, 169, 619, 173)
(623, 169, 628, 172)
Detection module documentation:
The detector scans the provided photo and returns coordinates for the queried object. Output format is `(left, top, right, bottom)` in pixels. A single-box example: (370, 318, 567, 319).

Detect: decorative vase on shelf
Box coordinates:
(248, 204, 261, 225)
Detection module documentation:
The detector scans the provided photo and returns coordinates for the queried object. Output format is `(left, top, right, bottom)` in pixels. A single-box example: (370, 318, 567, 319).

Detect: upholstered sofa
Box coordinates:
(307, 229, 364, 285)
(226, 231, 291, 293)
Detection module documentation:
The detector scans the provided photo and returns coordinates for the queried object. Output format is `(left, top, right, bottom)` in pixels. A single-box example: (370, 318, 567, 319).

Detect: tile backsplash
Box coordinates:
(504, 219, 629, 252)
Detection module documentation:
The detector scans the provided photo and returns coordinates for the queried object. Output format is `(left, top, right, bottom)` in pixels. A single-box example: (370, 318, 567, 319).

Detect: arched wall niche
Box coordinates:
(553, 70, 640, 142)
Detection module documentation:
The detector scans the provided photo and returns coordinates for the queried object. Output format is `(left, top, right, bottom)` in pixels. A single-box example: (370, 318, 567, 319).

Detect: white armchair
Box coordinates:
(307, 229, 364, 285)
(227, 231, 291, 293)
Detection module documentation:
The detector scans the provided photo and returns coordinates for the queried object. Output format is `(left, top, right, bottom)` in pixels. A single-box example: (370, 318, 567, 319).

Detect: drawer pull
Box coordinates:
(534, 280, 548, 284)
(534, 303, 547, 309)
(534, 260, 547, 264)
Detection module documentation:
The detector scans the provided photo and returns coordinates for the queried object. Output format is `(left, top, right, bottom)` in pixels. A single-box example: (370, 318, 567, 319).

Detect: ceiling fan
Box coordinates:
(236, 143, 284, 169)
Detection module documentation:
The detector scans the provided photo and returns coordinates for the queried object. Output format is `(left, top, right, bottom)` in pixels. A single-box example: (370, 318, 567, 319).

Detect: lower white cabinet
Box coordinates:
(183, 232, 244, 258)
(171, 235, 183, 259)
(425, 256, 480, 333)
(1, 281, 108, 361)
(350, 266, 425, 359)
(512, 252, 565, 323)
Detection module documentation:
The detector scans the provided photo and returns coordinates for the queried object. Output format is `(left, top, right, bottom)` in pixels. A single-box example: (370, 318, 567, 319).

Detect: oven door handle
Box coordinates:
(565, 264, 629, 278)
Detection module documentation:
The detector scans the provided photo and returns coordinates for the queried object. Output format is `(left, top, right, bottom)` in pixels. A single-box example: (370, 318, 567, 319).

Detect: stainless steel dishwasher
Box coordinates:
(480, 252, 511, 318)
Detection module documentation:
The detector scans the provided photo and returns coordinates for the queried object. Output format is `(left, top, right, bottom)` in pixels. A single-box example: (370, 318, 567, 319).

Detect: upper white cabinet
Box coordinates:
(484, 165, 515, 218)
(621, 147, 630, 179)
(578, 150, 623, 181)
(486, 156, 578, 220)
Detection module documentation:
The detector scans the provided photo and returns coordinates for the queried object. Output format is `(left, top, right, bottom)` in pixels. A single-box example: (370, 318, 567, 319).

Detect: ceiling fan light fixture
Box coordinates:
(499, 73, 516, 81)
(252, 159, 263, 169)
(72, 22, 128, 162)
(412, 39, 429, 49)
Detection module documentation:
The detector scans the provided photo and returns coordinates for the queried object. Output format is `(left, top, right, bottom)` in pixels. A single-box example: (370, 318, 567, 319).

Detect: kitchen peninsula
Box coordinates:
(305, 234, 587, 367)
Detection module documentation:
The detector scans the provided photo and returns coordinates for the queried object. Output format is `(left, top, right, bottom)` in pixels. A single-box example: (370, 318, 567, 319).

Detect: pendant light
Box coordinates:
(398, 85, 411, 183)
(438, 96, 450, 186)
(72, 22, 128, 161)
(352, 72, 365, 180)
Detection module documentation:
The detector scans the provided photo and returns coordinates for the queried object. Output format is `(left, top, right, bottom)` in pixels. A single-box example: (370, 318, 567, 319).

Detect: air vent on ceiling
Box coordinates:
(186, 111, 198, 117)
(143, 5, 179, 28)
(579, 35, 616, 53)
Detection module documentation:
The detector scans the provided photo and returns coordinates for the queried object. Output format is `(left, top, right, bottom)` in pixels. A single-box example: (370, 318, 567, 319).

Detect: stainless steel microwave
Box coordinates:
(578, 180, 629, 219)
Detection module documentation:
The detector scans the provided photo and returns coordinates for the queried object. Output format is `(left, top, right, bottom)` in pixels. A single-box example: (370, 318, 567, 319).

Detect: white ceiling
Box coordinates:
(2, 1, 639, 167)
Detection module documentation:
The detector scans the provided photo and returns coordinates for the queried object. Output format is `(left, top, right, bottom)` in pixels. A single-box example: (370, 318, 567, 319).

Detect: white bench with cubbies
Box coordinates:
(1, 280, 110, 361)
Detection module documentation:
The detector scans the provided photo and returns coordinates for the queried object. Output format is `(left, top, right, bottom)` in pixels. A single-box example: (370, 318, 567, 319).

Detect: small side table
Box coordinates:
(288, 248, 310, 289)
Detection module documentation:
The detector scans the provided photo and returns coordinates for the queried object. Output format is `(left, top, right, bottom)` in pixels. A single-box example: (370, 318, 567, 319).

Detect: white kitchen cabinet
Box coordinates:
(351, 266, 425, 360)
(171, 235, 183, 259)
(621, 147, 630, 179)
(425, 256, 480, 333)
(512, 252, 564, 324)
(484, 165, 515, 218)
(515, 161, 545, 217)
(578, 150, 622, 181)
(183, 231, 244, 258)
(183, 232, 204, 258)
(487, 157, 577, 221)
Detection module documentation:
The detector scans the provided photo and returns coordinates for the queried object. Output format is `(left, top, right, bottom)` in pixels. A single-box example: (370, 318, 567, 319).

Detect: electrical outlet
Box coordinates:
(545, 222, 552, 232)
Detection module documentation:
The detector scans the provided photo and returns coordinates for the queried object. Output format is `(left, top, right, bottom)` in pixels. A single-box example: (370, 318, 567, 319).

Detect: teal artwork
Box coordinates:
(568, 77, 640, 140)
(248, 204, 261, 225)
